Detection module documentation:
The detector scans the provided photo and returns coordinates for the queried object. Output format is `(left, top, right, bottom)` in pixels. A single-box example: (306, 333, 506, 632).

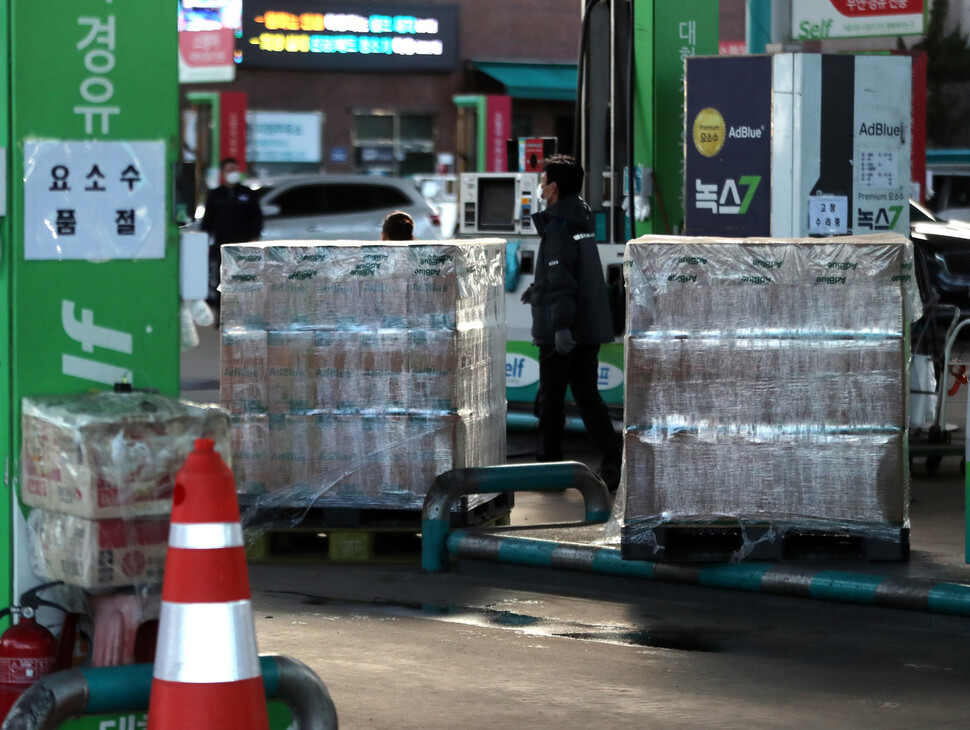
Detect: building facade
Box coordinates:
(180, 0, 582, 187)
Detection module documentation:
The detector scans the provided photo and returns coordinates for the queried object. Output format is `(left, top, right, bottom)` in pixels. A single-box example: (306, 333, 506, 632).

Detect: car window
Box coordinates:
(264, 181, 416, 218)
(325, 184, 413, 214)
(271, 184, 329, 217)
(368, 185, 413, 210)
(327, 185, 374, 214)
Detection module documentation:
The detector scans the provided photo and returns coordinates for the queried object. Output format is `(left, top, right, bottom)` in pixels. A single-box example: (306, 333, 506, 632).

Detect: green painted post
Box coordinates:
(746, 0, 772, 53)
(0, 0, 11, 615)
(452, 94, 488, 172)
(6, 0, 181, 603)
(186, 90, 222, 174)
(632, 1, 719, 237)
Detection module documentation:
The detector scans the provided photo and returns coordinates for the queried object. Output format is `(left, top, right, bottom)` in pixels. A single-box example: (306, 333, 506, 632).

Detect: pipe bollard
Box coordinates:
(1, 655, 337, 730)
(422, 461, 613, 572)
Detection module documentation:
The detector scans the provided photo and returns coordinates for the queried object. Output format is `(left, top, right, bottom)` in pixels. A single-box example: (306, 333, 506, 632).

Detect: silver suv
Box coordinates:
(253, 175, 441, 241)
(214, 174, 442, 241)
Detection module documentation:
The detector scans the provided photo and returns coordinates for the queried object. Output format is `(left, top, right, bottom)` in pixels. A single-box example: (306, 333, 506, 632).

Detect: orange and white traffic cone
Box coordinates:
(147, 438, 268, 729)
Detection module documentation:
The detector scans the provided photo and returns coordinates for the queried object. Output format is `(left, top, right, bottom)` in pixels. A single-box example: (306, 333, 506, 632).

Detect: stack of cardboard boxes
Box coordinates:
(621, 234, 918, 558)
(21, 393, 230, 588)
(220, 241, 507, 511)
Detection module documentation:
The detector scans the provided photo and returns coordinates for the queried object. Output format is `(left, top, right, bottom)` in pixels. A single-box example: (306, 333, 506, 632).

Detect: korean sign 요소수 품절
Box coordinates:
(24, 140, 166, 261)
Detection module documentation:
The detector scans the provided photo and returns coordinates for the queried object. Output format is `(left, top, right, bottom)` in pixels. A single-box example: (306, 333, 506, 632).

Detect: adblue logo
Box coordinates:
(506, 353, 540, 388)
(728, 125, 764, 139)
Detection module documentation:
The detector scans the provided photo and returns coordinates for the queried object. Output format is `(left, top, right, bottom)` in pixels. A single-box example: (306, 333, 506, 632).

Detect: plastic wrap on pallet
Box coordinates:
(218, 240, 508, 517)
(623, 426, 905, 525)
(624, 336, 906, 428)
(613, 235, 913, 559)
(235, 410, 504, 508)
(21, 392, 232, 519)
(27, 509, 168, 589)
(625, 234, 920, 335)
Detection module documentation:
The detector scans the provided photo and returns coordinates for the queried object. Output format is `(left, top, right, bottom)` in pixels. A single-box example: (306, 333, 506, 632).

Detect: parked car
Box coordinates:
(909, 199, 970, 313)
(926, 171, 970, 226)
(413, 174, 458, 238)
(188, 174, 442, 241)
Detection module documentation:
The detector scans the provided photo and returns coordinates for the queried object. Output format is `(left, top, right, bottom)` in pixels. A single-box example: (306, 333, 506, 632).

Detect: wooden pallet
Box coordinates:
(621, 522, 910, 563)
(246, 510, 512, 563)
(242, 493, 513, 563)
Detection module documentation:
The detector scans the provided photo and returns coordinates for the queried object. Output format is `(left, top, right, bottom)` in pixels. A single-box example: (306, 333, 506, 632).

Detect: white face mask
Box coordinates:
(225, 171, 242, 185)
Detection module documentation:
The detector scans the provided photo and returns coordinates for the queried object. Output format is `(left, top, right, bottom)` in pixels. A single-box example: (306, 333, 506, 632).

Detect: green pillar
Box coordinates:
(187, 91, 222, 174)
(453, 94, 488, 172)
(632, 1, 719, 237)
(746, 0, 773, 54)
(5, 0, 181, 605)
(0, 0, 12, 611)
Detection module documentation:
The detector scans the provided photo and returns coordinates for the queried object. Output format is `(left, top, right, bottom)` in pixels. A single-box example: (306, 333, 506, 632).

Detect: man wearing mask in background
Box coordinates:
(201, 157, 263, 306)
(522, 154, 622, 491)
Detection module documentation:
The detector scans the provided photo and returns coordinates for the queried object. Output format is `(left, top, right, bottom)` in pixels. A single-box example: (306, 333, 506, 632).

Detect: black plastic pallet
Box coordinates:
(621, 523, 910, 563)
(245, 507, 512, 563)
(238, 491, 513, 530)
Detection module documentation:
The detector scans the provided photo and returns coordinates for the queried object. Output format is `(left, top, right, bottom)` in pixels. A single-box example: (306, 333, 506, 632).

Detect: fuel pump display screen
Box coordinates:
(478, 178, 516, 231)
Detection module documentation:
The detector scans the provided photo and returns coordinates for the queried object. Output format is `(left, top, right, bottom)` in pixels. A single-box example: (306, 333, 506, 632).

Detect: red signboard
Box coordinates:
(831, 0, 922, 16)
(220, 92, 248, 171)
(484, 95, 511, 173)
(523, 139, 545, 173)
(179, 29, 235, 69)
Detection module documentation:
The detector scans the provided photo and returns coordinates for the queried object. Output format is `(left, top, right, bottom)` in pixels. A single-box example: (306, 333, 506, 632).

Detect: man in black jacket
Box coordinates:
(200, 157, 263, 303)
(524, 155, 622, 490)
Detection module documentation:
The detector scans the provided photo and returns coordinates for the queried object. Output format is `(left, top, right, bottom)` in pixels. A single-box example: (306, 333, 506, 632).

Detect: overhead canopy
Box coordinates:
(472, 61, 577, 101)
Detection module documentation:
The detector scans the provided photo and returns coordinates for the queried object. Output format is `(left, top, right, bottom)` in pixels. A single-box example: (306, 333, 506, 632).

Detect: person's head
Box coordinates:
(382, 211, 415, 241)
(540, 154, 584, 206)
(220, 157, 241, 186)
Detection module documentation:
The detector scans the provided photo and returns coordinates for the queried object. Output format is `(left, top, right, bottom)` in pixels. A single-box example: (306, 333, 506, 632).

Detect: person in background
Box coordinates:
(522, 154, 622, 491)
(381, 210, 415, 241)
(200, 157, 263, 304)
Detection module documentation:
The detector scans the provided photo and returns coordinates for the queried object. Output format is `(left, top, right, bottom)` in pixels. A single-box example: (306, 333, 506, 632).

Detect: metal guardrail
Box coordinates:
(422, 461, 613, 572)
(2, 655, 337, 730)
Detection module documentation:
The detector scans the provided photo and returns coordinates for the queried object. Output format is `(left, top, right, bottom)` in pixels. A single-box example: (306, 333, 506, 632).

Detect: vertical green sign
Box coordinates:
(5, 0, 179, 603)
(0, 0, 12, 612)
(633, 1, 718, 236)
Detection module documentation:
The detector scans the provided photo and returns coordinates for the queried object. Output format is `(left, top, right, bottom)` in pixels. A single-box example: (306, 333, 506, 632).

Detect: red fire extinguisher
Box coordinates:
(0, 582, 64, 721)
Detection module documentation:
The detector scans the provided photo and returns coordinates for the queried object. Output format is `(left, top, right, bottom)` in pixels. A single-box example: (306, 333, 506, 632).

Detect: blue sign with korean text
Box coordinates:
(684, 56, 772, 236)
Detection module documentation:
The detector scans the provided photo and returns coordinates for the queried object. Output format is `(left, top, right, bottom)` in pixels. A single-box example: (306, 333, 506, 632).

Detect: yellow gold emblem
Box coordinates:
(693, 107, 726, 157)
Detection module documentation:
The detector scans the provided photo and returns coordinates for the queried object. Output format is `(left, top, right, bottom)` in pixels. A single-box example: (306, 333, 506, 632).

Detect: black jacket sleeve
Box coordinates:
(544, 220, 579, 332)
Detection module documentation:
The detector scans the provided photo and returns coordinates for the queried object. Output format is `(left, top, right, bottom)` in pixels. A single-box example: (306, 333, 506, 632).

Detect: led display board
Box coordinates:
(239, 1, 459, 72)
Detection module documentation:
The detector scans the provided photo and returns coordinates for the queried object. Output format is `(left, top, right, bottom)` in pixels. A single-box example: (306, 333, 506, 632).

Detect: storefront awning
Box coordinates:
(473, 62, 577, 101)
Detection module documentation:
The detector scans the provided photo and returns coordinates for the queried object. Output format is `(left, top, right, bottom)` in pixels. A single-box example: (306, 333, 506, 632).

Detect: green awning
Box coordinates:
(473, 61, 577, 101)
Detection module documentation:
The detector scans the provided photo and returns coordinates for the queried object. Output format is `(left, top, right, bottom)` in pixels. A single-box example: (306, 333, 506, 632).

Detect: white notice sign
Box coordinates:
(24, 140, 166, 260)
(808, 195, 848, 236)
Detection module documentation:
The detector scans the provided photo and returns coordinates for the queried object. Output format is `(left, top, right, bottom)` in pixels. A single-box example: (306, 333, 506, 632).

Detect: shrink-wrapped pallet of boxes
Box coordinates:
(619, 234, 919, 561)
(21, 392, 231, 588)
(220, 241, 507, 514)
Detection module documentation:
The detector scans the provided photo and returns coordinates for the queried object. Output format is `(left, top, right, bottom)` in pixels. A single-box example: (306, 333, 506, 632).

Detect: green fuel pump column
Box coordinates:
(3, 0, 181, 608)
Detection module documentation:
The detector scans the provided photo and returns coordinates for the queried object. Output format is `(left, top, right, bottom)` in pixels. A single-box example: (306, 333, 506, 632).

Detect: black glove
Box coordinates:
(554, 329, 576, 355)
(520, 284, 533, 305)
